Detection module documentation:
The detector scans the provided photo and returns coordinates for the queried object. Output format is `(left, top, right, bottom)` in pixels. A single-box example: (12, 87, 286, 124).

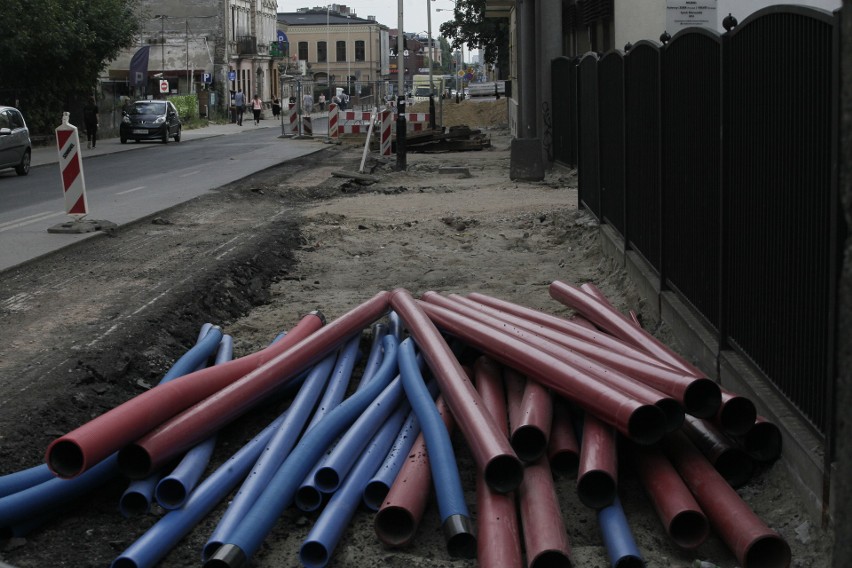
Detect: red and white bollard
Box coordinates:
(380, 109, 392, 156)
(284, 103, 297, 136)
(55, 112, 88, 216)
(328, 103, 339, 140)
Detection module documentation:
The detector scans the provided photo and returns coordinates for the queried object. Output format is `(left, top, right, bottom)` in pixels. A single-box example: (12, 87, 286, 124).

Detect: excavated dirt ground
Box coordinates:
(0, 100, 834, 567)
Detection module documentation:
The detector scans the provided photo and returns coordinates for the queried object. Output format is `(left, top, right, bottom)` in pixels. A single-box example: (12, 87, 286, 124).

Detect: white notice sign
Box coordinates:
(666, 0, 717, 32)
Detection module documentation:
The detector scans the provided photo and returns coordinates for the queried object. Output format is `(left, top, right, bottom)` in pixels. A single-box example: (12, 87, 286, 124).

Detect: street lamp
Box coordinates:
(426, 0, 435, 128)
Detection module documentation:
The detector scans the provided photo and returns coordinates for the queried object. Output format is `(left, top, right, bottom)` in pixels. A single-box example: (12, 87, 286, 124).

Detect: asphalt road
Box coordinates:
(0, 121, 324, 272)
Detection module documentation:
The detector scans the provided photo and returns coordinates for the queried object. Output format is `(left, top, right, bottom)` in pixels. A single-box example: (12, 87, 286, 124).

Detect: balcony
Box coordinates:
(237, 35, 257, 55)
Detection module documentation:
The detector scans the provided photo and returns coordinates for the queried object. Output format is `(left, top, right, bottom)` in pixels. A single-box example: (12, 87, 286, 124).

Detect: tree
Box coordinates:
(438, 0, 510, 79)
(0, 0, 144, 133)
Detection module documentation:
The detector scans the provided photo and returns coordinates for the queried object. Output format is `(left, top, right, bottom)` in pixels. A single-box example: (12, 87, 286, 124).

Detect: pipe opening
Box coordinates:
(714, 448, 755, 488)
(668, 509, 710, 549)
(202, 541, 223, 563)
(156, 478, 187, 509)
(529, 549, 572, 568)
(613, 555, 645, 568)
(548, 449, 579, 474)
(743, 421, 782, 462)
(443, 514, 476, 559)
(362, 480, 390, 511)
(743, 534, 792, 568)
(117, 445, 153, 480)
(119, 491, 150, 517)
(655, 399, 685, 433)
(0, 527, 13, 540)
(682, 379, 722, 419)
(577, 469, 616, 509)
(374, 505, 417, 546)
(47, 440, 84, 478)
(483, 454, 524, 494)
(314, 467, 340, 493)
(111, 558, 140, 568)
(299, 540, 329, 568)
(204, 543, 247, 568)
(510, 426, 548, 463)
(295, 484, 324, 512)
(718, 396, 758, 435)
(626, 405, 666, 446)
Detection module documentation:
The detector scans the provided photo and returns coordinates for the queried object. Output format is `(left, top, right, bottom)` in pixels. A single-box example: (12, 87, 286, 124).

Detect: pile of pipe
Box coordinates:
(0, 282, 791, 568)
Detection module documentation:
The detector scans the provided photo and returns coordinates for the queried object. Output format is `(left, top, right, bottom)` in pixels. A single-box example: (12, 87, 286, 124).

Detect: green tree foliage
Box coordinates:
(438, 0, 510, 78)
(0, 0, 143, 133)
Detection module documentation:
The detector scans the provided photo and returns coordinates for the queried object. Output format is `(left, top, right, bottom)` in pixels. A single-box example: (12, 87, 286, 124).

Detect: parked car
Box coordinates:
(0, 105, 32, 176)
(120, 100, 181, 144)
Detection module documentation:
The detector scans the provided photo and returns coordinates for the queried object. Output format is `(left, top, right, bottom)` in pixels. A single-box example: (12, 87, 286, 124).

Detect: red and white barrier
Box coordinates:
(301, 115, 313, 137)
(283, 103, 297, 135)
(404, 113, 430, 132)
(55, 112, 88, 216)
(380, 110, 392, 156)
(328, 103, 339, 139)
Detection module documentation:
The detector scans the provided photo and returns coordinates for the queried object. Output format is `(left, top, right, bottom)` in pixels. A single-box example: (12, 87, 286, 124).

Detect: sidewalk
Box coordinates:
(31, 119, 282, 168)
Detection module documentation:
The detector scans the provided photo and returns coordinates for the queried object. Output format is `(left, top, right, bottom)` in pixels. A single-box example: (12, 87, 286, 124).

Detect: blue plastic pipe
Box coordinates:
(119, 325, 225, 516)
(388, 310, 403, 339)
(0, 465, 55, 499)
(313, 373, 408, 493)
(398, 337, 475, 558)
(362, 379, 439, 511)
(109, 411, 287, 568)
(293, 336, 363, 511)
(203, 335, 399, 568)
(598, 496, 646, 568)
(356, 322, 388, 391)
(300, 401, 411, 567)
(156, 336, 234, 510)
(202, 349, 338, 560)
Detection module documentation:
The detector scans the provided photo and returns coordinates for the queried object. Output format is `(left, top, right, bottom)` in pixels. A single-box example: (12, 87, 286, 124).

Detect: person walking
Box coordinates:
(82, 96, 99, 149)
(318, 92, 326, 112)
(272, 97, 281, 119)
(234, 88, 246, 125)
(251, 93, 263, 125)
(302, 92, 314, 116)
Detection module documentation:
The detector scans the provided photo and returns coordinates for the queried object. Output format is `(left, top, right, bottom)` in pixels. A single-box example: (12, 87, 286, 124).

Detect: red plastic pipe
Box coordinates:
(548, 398, 580, 474)
(422, 292, 683, 432)
(549, 280, 706, 377)
(416, 299, 666, 446)
(682, 416, 755, 489)
(45, 312, 325, 478)
(457, 293, 720, 418)
(473, 356, 523, 568)
(374, 396, 455, 547)
(389, 288, 523, 494)
(518, 454, 573, 568)
(503, 367, 552, 464)
(577, 413, 618, 509)
(630, 443, 709, 549)
(117, 291, 391, 478)
(714, 389, 758, 436)
(739, 416, 782, 463)
(664, 431, 791, 568)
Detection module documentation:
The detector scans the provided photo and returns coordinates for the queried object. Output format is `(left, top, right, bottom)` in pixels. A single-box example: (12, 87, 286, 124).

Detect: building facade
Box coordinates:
(277, 6, 389, 103)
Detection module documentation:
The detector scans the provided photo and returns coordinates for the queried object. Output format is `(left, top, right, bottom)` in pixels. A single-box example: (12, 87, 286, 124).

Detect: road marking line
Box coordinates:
(117, 186, 146, 195)
(179, 170, 201, 178)
(0, 211, 65, 232)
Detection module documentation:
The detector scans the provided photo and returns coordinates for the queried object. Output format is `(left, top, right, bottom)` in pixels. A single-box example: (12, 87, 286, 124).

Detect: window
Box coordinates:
(355, 40, 365, 62)
(336, 40, 346, 62)
(318, 41, 327, 63)
(298, 41, 308, 61)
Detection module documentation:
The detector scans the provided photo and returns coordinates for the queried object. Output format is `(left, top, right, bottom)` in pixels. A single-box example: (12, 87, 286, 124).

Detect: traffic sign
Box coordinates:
(202, 73, 212, 84)
(159, 79, 169, 93)
(228, 71, 236, 81)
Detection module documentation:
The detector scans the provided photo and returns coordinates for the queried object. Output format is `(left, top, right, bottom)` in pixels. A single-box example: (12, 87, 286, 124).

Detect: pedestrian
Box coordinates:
(234, 88, 245, 125)
(251, 93, 263, 125)
(82, 96, 99, 149)
(272, 97, 281, 118)
(302, 92, 314, 116)
(318, 92, 326, 112)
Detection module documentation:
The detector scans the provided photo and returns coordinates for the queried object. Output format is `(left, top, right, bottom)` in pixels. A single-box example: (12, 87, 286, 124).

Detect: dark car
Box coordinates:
(120, 100, 181, 144)
(0, 105, 32, 176)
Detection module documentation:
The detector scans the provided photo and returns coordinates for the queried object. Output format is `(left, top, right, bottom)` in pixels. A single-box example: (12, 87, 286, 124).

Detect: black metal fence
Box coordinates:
(554, 6, 841, 438)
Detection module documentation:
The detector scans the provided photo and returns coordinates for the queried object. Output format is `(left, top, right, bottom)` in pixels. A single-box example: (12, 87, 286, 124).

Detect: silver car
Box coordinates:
(0, 106, 32, 176)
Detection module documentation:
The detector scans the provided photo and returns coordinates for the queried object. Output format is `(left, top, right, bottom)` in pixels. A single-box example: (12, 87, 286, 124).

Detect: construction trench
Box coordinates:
(0, 121, 831, 567)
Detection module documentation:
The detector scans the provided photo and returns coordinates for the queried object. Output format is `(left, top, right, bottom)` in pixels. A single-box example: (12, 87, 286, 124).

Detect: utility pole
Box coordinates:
(427, 0, 435, 129)
(396, 0, 406, 170)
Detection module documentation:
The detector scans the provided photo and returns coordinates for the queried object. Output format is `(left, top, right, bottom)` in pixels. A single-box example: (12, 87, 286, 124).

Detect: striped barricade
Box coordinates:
(283, 103, 297, 136)
(328, 103, 339, 139)
(55, 112, 89, 216)
(380, 110, 392, 156)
